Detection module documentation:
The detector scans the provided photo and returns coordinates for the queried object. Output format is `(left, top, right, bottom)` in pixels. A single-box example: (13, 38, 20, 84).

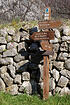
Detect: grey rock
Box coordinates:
(18, 42, 27, 52)
(62, 36, 70, 41)
(69, 44, 70, 52)
(52, 69, 59, 82)
(49, 61, 53, 71)
(14, 52, 28, 62)
(3, 48, 17, 57)
(7, 27, 15, 36)
(0, 78, 5, 92)
(0, 66, 7, 75)
(68, 53, 70, 58)
(38, 82, 43, 90)
(0, 37, 7, 44)
(53, 28, 61, 38)
(12, 33, 20, 42)
(22, 72, 30, 81)
(67, 41, 70, 44)
(8, 65, 16, 78)
(49, 78, 55, 91)
(58, 76, 68, 87)
(5, 57, 13, 65)
(25, 11, 36, 21)
(60, 42, 68, 52)
(49, 53, 57, 60)
(0, 54, 2, 57)
(65, 59, 70, 70)
(63, 26, 70, 36)
(20, 32, 29, 41)
(49, 92, 52, 96)
(60, 87, 70, 95)
(1, 72, 13, 86)
(6, 85, 18, 95)
(0, 58, 9, 65)
(0, 45, 6, 53)
(19, 81, 32, 94)
(7, 42, 18, 49)
(53, 61, 64, 71)
(55, 87, 61, 93)
(0, 28, 8, 37)
(58, 52, 68, 61)
(16, 60, 29, 73)
(0, 57, 13, 65)
(6, 35, 12, 42)
(0, 78, 5, 91)
(38, 65, 43, 82)
(60, 69, 70, 79)
(14, 75, 21, 84)
(50, 37, 59, 44)
(53, 44, 59, 52)
(69, 80, 70, 85)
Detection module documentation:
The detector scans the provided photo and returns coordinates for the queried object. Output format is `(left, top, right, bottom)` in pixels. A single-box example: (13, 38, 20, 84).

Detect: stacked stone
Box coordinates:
(49, 26, 70, 95)
(0, 25, 70, 96)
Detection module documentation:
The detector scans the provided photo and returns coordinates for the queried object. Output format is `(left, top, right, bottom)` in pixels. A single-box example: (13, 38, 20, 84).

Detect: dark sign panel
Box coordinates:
(30, 31, 54, 41)
(38, 20, 62, 29)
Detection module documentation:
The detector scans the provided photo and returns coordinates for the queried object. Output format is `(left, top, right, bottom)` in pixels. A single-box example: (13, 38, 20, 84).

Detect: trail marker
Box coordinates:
(29, 6, 62, 100)
(30, 31, 54, 41)
(38, 20, 62, 30)
(44, 7, 51, 20)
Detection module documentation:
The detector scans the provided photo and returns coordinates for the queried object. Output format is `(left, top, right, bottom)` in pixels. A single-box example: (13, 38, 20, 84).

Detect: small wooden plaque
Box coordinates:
(40, 40, 53, 51)
(38, 20, 62, 29)
(30, 31, 54, 41)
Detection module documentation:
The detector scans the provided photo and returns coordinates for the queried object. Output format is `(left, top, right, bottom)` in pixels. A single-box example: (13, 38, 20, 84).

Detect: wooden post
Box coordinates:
(43, 56, 49, 100)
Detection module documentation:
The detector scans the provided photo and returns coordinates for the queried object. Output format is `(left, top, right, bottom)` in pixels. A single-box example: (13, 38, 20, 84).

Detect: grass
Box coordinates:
(0, 18, 38, 33)
(0, 92, 70, 105)
(0, 18, 70, 35)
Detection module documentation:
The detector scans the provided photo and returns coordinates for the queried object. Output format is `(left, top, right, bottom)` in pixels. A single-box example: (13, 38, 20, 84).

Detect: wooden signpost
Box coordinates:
(30, 6, 62, 100)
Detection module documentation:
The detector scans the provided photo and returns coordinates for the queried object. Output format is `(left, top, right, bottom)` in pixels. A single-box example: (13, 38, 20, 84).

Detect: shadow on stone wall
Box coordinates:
(16, 28, 44, 98)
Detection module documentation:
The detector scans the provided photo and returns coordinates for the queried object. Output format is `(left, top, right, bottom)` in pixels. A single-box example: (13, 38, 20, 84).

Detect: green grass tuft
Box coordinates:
(0, 92, 70, 105)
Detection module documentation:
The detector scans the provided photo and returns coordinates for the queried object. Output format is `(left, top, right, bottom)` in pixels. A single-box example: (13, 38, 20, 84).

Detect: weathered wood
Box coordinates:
(29, 31, 54, 41)
(38, 20, 62, 29)
(42, 51, 54, 56)
(40, 40, 52, 51)
(43, 56, 49, 100)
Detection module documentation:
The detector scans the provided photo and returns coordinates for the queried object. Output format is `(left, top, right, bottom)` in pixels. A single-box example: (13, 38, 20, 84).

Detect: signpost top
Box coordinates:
(44, 6, 51, 20)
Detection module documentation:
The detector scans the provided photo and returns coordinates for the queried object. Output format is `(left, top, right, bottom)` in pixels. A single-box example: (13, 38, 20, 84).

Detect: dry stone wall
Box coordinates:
(0, 25, 70, 96)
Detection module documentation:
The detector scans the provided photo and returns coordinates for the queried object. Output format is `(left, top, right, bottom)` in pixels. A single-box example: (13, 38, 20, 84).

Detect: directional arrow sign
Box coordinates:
(40, 40, 53, 51)
(38, 20, 62, 29)
(29, 31, 54, 41)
